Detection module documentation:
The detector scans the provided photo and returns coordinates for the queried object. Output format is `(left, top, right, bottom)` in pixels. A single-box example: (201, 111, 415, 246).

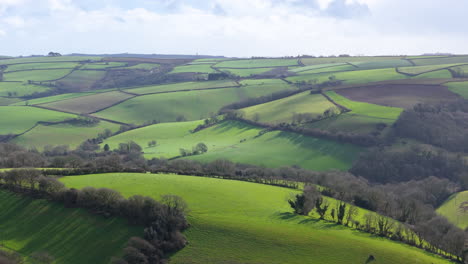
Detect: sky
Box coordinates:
(0, 0, 467, 57)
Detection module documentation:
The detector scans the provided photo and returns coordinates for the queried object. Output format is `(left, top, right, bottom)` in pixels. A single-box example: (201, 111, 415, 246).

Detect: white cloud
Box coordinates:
(0, 0, 466, 56)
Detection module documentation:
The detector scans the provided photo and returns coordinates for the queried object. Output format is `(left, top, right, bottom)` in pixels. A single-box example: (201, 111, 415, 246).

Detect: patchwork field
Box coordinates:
(353, 59, 413, 69)
(0, 82, 51, 97)
(81, 62, 126, 69)
(398, 63, 464, 75)
(325, 91, 403, 120)
(295, 64, 356, 75)
(334, 84, 458, 109)
(0, 190, 140, 264)
(0, 106, 76, 135)
(300, 56, 404, 66)
(55, 70, 106, 91)
(219, 67, 274, 77)
(411, 56, 468, 66)
(126, 80, 238, 95)
(446, 81, 468, 98)
(170, 64, 217, 74)
(13, 121, 119, 150)
(4, 62, 80, 72)
(119, 63, 159, 70)
(3, 69, 72, 82)
(0, 97, 21, 106)
(437, 191, 468, 229)
(41, 91, 134, 114)
(215, 58, 299, 68)
(61, 173, 451, 264)
(13, 92, 98, 106)
(240, 91, 335, 124)
(95, 84, 296, 125)
(305, 113, 395, 134)
(0, 56, 101, 65)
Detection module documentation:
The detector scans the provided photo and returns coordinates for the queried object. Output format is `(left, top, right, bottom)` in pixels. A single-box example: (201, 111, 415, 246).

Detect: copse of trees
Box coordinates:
(0, 168, 189, 264)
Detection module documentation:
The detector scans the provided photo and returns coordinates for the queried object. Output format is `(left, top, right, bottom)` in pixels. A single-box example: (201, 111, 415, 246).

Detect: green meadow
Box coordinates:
(0, 82, 51, 97)
(446, 81, 468, 98)
(61, 173, 451, 264)
(170, 63, 217, 73)
(287, 68, 409, 84)
(126, 80, 238, 95)
(0, 190, 141, 264)
(220, 67, 274, 77)
(325, 91, 403, 120)
(411, 56, 468, 66)
(81, 62, 126, 69)
(305, 113, 395, 134)
(3, 69, 72, 82)
(13, 92, 98, 106)
(0, 56, 101, 65)
(353, 59, 412, 69)
(56, 70, 106, 90)
(4, 62, 80, 72)
(0, 106, 76, 134)
(216, 58, 299, 68)
(241, 91, 335, 124)
(437, 191, 468, 229)
(296, 64, 356, 75)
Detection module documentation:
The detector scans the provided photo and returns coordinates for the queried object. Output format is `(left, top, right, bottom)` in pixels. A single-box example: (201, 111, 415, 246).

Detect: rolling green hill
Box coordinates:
(437, 191, 468, 229)
(0, 190, 140, 264)
(61, 173, 451, 264)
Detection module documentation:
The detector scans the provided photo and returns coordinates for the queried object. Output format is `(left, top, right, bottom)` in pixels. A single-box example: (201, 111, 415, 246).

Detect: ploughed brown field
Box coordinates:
(335, 84, 460, 108)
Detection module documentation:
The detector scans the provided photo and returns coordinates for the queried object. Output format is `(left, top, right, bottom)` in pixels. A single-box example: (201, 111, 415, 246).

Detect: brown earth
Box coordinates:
(335, 84, 460, 109)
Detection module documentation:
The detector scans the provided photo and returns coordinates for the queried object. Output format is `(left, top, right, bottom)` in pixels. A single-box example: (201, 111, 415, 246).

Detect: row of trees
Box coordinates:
(0, 168, 189, 264)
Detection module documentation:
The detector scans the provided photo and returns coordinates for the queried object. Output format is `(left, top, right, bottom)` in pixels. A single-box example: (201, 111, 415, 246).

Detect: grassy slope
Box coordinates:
(170, 64, 216, 74)
(3, 69, 73, 81)
(56, 70, 106, 90)
(12, 92, 98, 106)
(290, 63, 346, 73)
(216, 59, 299, 68)
(95, 83, 296, 125)
(287, 68, 409, 84)
(0, 56, 101, 65)
(42, 91, 134, 114)
(412, 69, 453, 79)
(13, 121, 119, 150)
(126, 80, 238, 95)
(0, 106, 76, 134)
(61, 173, 451, 264)
(296, 64, 356, 75)
(326, 91, 403, 120)
(305, 113, 395, 134)
(353, 59, 412, 69)
(241, 91, 335, 124)
(5, 62, 80, 72)
(437, 191, 468, 229)
(102, 120, 361, 171)
(446, 81, 468, 98)
(0, 97, 21, 106)
(120, 63, 159, 70)
(0, 82, 51, 97)
(220, 67, 274, 77)
(0, 190, 140, 264)
(398, 63, 463, 75)
(301, 57, 404, 65)
(81, 62, 126, 69)
(411, 56, 468, 66)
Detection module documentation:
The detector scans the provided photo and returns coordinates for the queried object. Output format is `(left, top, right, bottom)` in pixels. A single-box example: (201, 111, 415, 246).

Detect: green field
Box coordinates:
(81, 62, 126, 69)
(3, 69, 72, 82)
(215, 59, 299, 68)
(411, 56, 468, 66)
(437, 191, 468, 229)
(4, 62, 80, 72)
(325, 91, 403, 119)
(300, 56, 404, 66)
(353, 59, 412, 69)
(0, 56, 101, 65)
(95, 84, 296, 125)
(13, 121, 120, 150)
(42, 91, 134, 114)
(170, 64, 217, 74)
(55, 70, 106, 91)
(220, 67, 274, 77)
(13, 92, 98, 106)
(0, 190, 140, 264)
(119, 63, 159, 70)
(0, 82, 52, 97)
(61, 173, 450, 264)
(287, 68, 409, 84)
(241, 91, 335, 124)
(305, 113, 395, 134)
(290, 63, 346, 73)
(412, 69, 453, 79)
(446, 81, 468, 98)
(296, 64, 356, 75)
(0, 97, 21, 106)
(0, 106, 76, 134)
(126, 80, 238, 95)
(398, 63, 463, 75)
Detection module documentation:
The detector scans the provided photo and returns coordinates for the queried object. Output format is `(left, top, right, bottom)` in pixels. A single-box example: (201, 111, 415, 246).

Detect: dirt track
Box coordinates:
(335, 84, 460, 109)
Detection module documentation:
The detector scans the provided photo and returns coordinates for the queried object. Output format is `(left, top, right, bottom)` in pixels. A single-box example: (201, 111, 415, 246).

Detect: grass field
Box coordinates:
(61, 173, 451, 264)
(0, 190, 141, 264)
(287, 68, 409, 84)
(0, 82, 52, 97)
(300, 56, 404, 65)
(437, 191, 468, 229)
(325, 91, 403, 119)
(95, 84, 296, 125)
(411, 56, 468, 66)
(13, 92, 98, 106)
(0, 56, 101, 65)
(55, 70, 106, 91)
(446, 81, 468, 98)
(397, 63, 463, 75)
(81, 62, 126, 69)
(353, 59, 412, 69)
(220, 67, 274, 77)
(241, 91, 335, 124)
(126, 80, 238, 95)
(215, 59, 299, 68)
(170, 64, 216, 74)
(12, 121, 120, 150)
(42, 91, 134, 114)
(119, 63, 159, 70)
(3, 69, 72, 82)
(412, 69, 453, 79)
(0, 97, 21, 106)
(0, 106, 76, 134)
(4, 62, 80, 72)
(289, 63, 346, 73)
(305, 113, 395, 134)
(296, 64, 356, 75)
